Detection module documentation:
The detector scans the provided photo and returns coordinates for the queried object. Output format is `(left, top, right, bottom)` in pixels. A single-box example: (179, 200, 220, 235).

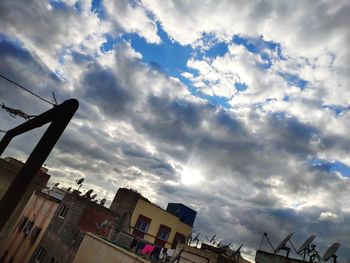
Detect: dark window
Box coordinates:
(135, 218, 149, 232)
(155, 224, 171, 247)
(23, 220, 34, 236)
(49, 256, 59, 263)
(58, 205, 69, 218)
(34, 246, 46, 263)
(30, 226, 41, 243)
(158, 228, 169, 241)
(17, 216, 28, 232)
(132, 215, 151, 238)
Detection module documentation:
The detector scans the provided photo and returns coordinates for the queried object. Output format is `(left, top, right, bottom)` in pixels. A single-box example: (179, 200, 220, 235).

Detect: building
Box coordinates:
(172, 243, 252, 263)
(73, 232, 149, 263)
(28, 190, 119, 263)
(110, 188, 196, 249)
(0, 191, 60, 263)
(0, 157, 50, 253)
(255, 250, 307, 263)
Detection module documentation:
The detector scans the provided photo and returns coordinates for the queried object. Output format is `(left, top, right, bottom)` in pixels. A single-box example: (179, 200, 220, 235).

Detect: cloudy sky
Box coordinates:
(1, 0, 350, 260)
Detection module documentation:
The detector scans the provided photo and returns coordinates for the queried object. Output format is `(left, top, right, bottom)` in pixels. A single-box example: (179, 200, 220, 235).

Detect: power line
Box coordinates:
(0, 73, 56, 106)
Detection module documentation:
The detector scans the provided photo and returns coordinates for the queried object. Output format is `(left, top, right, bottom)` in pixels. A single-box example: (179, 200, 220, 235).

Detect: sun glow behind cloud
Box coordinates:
(181, 166, 204, 186)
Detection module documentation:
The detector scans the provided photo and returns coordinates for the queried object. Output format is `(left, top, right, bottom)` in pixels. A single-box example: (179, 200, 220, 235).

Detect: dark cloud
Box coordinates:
(1, 1, 350, 261)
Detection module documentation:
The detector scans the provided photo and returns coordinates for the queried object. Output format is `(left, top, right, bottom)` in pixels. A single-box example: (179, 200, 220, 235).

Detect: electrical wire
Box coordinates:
(0, 73, 56, 106)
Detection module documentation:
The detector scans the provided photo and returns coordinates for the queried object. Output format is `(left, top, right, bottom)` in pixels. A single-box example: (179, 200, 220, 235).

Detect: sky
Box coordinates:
(0, 0, 350, 261)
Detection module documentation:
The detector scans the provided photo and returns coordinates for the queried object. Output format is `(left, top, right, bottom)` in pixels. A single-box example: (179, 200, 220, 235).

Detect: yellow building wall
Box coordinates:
(73, 232, 148, 263)
(3, 192, 59, 263)
(130, 199, 192, 248)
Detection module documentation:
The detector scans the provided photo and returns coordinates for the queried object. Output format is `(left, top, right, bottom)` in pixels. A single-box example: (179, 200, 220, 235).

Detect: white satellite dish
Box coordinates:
(298, 234, 316, 254)
(275, 232, 294, 257)
(323, 242, 340, 262)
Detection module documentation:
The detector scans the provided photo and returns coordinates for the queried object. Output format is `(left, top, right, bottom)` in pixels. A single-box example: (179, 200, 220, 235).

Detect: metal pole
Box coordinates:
(0, 99, 79, 231)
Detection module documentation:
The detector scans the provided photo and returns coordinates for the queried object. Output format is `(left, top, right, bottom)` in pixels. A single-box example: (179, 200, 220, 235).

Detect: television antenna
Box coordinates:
(206, 234, 216, 245)
(275, 232, 294, 258)
(192, 233, 200, 247)
(297, 235, 320, 261)
(100, 198, 107, 206)
(232, 244, 244, 263)
(323, 243, 340, 263)
(85, 189, 93, 199)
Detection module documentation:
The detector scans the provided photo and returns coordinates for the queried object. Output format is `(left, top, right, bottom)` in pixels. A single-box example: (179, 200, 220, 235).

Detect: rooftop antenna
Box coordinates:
(85, 189, 94, 199)
(275, 232, 294, 258)
(100, 197, 107, 206)
(187, 232, 193, 245)
(297, 235, 317, 261)
(259, 232, 275, 252)
(192, 233, 200, 247)
(206, 234, 216, 245)
(323, 243, 340, 263)
(76, 178, 84, 191)
(232, 244, 244, 263)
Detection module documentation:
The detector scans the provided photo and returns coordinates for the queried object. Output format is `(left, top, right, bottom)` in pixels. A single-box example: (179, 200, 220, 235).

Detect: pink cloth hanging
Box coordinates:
(141, 244, 155, 257)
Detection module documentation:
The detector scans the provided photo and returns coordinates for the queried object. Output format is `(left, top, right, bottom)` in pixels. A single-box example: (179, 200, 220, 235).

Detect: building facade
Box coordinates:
(110, 188, 196, 249)
(0, 191, 60, 263)
(29, 190, 119, 263)
(0, 157, 50, 253)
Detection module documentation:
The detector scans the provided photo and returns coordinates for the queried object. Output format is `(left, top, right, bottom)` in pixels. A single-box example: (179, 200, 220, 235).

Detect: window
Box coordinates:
(17, 216, 28, 232)
(158, 228, 169, 241)
(155, 224, 171, 247)
(23, 220, 34, 236)
(132, 215, 151, 238)
(35, 246, 46, 263)
(49, 256, 59, 263)
(135, 218, 149, 232)
(58, 205, 69, 218)
(30, 226, 41, 243)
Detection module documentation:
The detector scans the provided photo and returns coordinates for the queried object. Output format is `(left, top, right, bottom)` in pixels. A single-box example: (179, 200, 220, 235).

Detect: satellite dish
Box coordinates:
(275, 232, 294, 252)
(67, 187, 72, 192)
(298, 235, 316, 254)
(54, 182, 60, 187)
(85, 189, 94, 198)
(76, 178, 84, 185)
(100, 219, 109, 228)
(91, 194, 97, 200)
(323, 242, 340, 262)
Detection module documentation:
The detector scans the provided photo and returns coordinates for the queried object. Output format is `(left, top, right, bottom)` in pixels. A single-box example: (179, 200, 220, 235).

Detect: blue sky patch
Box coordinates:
(311, 159, 350, 178)
(122, 23, 193, 77)
(235, 82, 248, 92)
(323, 104, 350, 116)
(91, 0, 106, 20)
(279, 72, 308, 90)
